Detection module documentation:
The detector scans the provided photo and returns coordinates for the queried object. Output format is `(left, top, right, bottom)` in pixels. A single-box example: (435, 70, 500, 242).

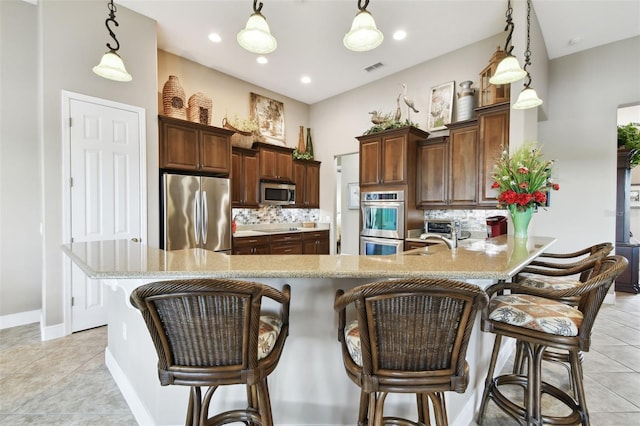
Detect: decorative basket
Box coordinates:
(187, 92, 213, 125)
(162, 75, 186, 119)
(223, 118, 254, 149)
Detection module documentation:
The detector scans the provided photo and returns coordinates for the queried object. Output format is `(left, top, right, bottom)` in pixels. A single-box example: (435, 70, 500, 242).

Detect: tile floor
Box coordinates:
(0, 293, 638, 425)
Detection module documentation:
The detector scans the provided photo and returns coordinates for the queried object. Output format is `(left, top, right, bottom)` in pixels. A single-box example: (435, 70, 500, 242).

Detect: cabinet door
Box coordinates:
(416, 140, 448, 207)
(232, 150, 259, 208)
(160, 121, 199, 170)
(478, 105, 509, 205)
(359, 138, 381, 186)
(381, 135, 407, 184)
(276, 150, 293, 182)
(200, 129, 230, 175)
(259, 148, 278, 180)
(449, 126, 479, 205)
(305, 162, 320, 208)
(292, 161, 307, 207)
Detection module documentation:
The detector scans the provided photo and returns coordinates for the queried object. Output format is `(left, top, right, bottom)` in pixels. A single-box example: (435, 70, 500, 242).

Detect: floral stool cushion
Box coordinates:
(344, 320, 363, 367)
(258, 315, 282, 360)
(518, 274, 582, 290)
(489, 294, 583, 336)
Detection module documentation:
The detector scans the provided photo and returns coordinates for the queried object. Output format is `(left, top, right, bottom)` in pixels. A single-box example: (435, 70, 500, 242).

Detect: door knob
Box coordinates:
(131, 237, 140, 242)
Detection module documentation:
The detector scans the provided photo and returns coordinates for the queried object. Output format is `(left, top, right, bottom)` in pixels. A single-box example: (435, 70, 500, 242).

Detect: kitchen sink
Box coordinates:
(402, 250, 434, 256)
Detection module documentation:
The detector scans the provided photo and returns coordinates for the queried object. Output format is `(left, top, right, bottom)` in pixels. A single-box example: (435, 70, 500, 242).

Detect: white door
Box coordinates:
(67, 95, 145, 332)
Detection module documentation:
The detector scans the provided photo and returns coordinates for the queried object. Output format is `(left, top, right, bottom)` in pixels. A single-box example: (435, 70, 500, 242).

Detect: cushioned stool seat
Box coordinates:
(477, 256, 627, 426)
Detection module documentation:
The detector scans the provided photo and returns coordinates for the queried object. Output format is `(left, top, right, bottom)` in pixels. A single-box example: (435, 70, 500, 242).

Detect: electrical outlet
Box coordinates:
(122, 323, 127, 341)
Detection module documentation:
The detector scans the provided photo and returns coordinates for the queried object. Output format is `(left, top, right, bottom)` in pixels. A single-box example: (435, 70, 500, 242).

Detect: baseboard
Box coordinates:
(105, 347, 155, 426)
(40, 322, 66, 341)
(0, 309, 40, 330)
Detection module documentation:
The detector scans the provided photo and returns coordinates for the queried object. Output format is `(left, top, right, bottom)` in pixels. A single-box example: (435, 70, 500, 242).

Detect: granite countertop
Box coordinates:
(61, 235, 556, 281)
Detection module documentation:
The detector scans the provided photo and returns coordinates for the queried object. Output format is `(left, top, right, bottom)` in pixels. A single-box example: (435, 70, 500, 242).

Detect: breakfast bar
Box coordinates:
(62, 235, 555, 426)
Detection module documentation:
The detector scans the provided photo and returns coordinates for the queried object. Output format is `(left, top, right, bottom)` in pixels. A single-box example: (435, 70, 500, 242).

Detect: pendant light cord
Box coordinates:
(252, 0, 263, 14)
(522, 0, 533, 89)
(502, 0, 515, 56)
(105, 0, 121, 52)
(358, 0, 370, 11)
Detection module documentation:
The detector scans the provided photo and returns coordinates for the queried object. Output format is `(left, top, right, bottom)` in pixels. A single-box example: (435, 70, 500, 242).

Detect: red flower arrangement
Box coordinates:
(490, 142, 559, 212)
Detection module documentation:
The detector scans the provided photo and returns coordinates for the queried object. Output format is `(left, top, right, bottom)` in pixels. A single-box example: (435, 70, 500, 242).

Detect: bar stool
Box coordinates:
(477, 255, 627, 425)
(512, 242, 613, 391)
(130, 278, 290, 426)
(334, 278, 488, 425)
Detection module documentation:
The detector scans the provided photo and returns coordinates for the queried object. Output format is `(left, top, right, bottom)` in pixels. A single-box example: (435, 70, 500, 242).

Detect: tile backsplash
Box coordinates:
(233, 206, 320, 225)
(424, 209, 508, 234)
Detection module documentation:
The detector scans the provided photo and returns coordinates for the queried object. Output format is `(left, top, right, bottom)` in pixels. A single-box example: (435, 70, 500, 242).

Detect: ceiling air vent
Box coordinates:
(364, 62, 384, 72)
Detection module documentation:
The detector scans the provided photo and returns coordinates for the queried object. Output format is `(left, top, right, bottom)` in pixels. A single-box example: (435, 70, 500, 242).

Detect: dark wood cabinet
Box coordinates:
(477, 102, 509, 206)
(416, 136, 448, 206)
(270, 233, 303, 254)
(232, 235, 270, 255)
(159, 115, 232, 175)
(615, 149, 639, 293)
(358, 127, 430, 187)
(302, 230, 330, 254)
(292, 159, 321, 208)
(231, 147, 259, 208)
(254, 142, 294, 182)
(417, 120, 479, 208)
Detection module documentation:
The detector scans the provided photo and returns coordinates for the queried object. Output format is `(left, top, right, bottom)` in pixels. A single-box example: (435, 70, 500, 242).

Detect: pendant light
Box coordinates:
(92, 0, 132, 82)
(490, 0, 526, 85)
(513, 0, 543, 109)
(237, 0, 277, 54)
(343, 0, 384, 52)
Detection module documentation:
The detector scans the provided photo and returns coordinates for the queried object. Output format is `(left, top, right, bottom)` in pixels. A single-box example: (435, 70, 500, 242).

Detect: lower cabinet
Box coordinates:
(270, 233, 303, 254)
(232, 235, 270, 255)
(233, 230, 329, 255)
(302, 230, 330, 254)
(615, 242, 640, 293)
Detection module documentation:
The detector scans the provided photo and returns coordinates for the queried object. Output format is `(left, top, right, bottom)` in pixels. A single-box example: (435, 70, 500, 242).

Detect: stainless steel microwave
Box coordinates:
(260, 182, 296, 206)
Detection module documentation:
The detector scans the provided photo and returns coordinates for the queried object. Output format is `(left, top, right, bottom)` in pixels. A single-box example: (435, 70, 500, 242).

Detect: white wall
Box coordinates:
(537, 36, 640, 253)
(38, 0, 158, 332)
(0, 0, 41, 321)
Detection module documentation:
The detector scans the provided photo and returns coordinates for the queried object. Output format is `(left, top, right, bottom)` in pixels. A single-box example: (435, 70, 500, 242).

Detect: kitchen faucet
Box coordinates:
(421, 225, 458, 249)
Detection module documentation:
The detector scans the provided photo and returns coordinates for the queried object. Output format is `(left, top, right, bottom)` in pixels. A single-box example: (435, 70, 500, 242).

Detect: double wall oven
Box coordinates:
(360, 190, 405, 255)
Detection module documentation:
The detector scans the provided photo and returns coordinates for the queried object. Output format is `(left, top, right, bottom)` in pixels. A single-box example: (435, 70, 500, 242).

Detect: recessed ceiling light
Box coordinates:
(568, 36, 583, 46)
(256, 56, 268, 64)
(208, 32, 221, 43)
(301, 76, 311, 84)
(393, 30, 407, 41)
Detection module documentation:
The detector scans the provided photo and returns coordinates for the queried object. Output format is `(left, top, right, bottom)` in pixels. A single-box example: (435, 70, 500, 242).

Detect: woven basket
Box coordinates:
(187, 92, 213, 125)
(162, 75, 186, 119)
(223, 118, 255, 148)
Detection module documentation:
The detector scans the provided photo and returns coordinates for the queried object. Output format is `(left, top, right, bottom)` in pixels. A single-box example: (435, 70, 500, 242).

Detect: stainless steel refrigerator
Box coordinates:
(162, 173, 231, 253)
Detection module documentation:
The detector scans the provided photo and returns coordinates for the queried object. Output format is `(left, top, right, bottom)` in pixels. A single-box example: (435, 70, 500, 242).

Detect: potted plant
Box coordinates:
(618, 123, 640, 167)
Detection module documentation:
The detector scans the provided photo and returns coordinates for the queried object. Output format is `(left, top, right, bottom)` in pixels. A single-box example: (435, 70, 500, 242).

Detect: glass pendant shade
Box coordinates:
(93, 51, 132, 82)
(343, 10, 383, 52)
(513, 86, 543, 109)
(489, 55, 527, 85)
(237, 12, 277, 54)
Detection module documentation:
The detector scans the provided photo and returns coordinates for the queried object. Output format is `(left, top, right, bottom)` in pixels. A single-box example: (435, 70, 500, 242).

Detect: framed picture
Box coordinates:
(631, 185, 640, 208)
(250, 92, 285, 145)
(347, 182, 360, 210)
(427, 81, 454, 131)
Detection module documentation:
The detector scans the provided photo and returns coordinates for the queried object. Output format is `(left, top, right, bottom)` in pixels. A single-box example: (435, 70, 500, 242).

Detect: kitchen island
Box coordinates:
(62, 235, 555, 426)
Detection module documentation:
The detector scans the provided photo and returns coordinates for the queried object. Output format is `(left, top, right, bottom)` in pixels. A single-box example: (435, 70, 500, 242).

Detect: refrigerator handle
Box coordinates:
(202, 191, 208, 244)
(194, 190, 201, 245)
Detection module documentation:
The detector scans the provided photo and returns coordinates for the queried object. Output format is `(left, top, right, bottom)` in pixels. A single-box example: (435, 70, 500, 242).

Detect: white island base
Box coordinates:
(63, 236, 554, 425)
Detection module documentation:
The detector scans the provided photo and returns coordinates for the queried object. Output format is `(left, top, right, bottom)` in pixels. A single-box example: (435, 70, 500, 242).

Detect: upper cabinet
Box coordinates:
(477, 102, 509, 206)
(254, 142, 294, 182)
(358, 126, 430, 187)
(159, 115, 232, 175)
(231, 147, 260, 208)
(292, 159, 321, 208)
(416, 102, 508, 209)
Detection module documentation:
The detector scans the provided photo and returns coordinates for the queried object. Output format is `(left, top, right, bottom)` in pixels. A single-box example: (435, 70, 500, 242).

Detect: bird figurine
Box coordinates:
(393, 93, 402, 122)
(401, 83, 419, 120)
(369, 110, 391, 125)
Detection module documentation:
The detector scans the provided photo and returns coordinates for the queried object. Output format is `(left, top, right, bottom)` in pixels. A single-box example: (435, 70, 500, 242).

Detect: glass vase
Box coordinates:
(509, 205, 534, 239)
